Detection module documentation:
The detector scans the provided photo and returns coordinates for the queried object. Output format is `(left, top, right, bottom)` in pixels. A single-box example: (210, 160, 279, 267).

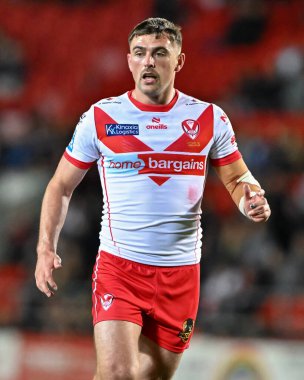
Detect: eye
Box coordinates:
(155, 51, 166, 57)
(134, 51, 143, 57)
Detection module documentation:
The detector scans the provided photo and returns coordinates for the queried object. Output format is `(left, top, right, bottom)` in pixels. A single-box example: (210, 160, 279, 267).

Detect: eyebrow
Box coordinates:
(132, 46, 170, 53)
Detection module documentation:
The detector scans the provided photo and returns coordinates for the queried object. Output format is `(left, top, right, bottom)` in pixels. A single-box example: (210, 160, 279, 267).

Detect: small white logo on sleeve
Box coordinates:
(100, 293, 114, 311)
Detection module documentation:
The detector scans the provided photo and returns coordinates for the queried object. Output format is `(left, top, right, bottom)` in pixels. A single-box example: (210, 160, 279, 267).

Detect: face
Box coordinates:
(127, 33, 185, 101)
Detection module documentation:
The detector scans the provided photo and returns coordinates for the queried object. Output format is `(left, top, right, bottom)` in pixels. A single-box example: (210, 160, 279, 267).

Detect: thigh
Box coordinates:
(94, 320, 141, 380)
(142, 263, 200, 353)
(138, 335, 183, 380)
(92, 251, 155, 326)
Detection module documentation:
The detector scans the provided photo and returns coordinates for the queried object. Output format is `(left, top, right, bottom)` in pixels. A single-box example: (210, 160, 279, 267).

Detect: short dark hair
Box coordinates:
(128, 18, 182, 48)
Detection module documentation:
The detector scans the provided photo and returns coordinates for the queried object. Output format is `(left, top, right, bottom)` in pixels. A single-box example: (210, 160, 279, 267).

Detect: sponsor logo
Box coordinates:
(138, 153, 205, 175)
(67, 128, 77, 152)
(186, 98, 206, 106)
(146, 116, 168, 130)
(220, 113, 228, 123)
(109, 160, 142, 169)
(99, 97, 122, 105)
(146, 124, 168, 129)
(78, 113, 86, 124)
(187, 141, 201, 148)
(68, 113, 87, 151)
(105, 124, 139, 136)
(231, 135, 236, 145)
(101, 101, 122, 105)
(100, 293, 114, 311)
(178, 318, 195, 343)
(107, 153, 206, 176)
(182, 119, 200, 140)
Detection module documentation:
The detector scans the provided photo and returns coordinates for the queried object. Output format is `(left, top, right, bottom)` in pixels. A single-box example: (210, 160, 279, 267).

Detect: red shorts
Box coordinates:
(92, 251, 200, 353)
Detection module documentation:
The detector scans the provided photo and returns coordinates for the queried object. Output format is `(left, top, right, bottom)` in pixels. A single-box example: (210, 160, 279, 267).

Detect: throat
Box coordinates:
(132, 88, 176, 105)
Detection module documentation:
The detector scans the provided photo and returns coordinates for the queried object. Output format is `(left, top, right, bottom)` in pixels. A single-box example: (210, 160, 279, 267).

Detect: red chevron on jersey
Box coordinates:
(148, 176, 171, 186)
(164, 104, 213, 153)
(65, 91, 240, 266)
(94, 107, 153, 153)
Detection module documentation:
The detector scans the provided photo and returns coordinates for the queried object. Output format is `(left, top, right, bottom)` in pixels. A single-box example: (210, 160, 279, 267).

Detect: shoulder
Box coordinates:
(176, 92, 229, 125)
(177, 91, 211, 109)
(211, 103, 228, 119)
(92, 92, 127, 111)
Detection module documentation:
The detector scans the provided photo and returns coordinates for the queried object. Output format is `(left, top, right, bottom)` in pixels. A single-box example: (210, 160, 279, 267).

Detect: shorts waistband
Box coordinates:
(99, 250, 199, 270)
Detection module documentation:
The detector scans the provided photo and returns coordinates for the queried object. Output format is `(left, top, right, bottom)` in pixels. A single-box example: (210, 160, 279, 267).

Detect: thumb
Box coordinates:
(243, 184, 251, 200)
(54, 254, 62, 269)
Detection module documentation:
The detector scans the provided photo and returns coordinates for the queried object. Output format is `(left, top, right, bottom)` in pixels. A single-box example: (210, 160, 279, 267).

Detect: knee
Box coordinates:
(154, 368, 175, 380)
(95, 362, 139, 380)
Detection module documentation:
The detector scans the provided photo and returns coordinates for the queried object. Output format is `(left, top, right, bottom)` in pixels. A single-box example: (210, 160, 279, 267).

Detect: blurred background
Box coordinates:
(0, 0, 303, 379)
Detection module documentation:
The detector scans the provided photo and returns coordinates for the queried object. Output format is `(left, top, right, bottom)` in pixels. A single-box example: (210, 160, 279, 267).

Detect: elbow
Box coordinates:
(47, 177, 74, 199)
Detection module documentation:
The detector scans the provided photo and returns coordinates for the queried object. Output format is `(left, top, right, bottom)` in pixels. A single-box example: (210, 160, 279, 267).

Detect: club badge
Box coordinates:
(182, 119, 200, 140)
(100, 293, 114, 311)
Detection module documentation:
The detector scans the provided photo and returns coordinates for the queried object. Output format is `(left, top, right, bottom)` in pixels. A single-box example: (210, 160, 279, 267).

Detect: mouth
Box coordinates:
(141, 71, 158, 84)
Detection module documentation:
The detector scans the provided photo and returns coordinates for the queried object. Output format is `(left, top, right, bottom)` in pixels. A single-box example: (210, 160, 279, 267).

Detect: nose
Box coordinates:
(144, 53, 155, 68)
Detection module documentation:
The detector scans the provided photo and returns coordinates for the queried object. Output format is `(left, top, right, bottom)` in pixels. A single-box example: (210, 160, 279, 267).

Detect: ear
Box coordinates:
(175, 53, 185, 72)
(127, 53, 132, 72)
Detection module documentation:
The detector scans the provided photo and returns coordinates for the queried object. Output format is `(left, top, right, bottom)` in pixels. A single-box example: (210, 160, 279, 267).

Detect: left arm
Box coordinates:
(214, 158, 271, 222)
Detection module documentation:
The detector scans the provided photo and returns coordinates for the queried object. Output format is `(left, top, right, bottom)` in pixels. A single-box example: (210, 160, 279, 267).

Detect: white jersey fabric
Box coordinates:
(64, 90, 241, 266)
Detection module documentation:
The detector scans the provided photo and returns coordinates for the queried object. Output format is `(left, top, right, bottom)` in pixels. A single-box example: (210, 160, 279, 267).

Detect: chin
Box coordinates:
(141, 86, 160, 97)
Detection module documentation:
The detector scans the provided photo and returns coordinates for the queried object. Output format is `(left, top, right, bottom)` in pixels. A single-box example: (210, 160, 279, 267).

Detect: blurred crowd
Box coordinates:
(0, 0, 304, 339)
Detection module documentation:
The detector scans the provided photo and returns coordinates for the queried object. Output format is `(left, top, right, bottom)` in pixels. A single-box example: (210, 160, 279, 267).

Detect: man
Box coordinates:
(35, 18, 271, 380)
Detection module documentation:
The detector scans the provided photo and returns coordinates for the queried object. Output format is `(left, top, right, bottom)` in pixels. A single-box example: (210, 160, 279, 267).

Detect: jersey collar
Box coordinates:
(127, 90, 179, 112)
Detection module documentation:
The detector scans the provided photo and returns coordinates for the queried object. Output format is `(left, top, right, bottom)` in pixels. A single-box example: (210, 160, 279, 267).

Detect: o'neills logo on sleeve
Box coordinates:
(138, 153, 206, 176)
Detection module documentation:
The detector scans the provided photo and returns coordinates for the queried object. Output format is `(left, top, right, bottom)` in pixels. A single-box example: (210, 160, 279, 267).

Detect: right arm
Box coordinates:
(35, 156, 88, 297)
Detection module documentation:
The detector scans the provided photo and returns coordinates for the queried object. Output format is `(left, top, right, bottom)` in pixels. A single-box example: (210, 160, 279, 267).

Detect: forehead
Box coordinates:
(130, 33, 177, 51)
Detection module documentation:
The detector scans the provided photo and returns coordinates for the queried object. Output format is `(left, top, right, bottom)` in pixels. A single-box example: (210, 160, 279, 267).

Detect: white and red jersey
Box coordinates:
(64, 90, 241, 266)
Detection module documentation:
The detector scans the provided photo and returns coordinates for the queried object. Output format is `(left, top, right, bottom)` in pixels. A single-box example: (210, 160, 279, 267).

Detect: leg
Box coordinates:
(94, 320, 142, 380)
(138, 335, 183, 380)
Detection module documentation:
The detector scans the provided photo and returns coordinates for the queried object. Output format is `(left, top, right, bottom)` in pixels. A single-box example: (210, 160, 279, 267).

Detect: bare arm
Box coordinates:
(35, 156, 88, 297)
(214, 158, 271, 222)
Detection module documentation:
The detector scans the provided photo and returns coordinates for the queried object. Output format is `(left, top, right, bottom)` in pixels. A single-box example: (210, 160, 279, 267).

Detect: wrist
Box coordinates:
(238, 195, 248, 217)
(238, 192, 257, 219)
(37, 242, 56, 256)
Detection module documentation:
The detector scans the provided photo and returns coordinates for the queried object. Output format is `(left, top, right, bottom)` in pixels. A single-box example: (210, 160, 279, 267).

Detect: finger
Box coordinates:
(251, 216, 267, 223)
(248, 206, 270, 221)
(251, 214, 269, 222)
(248, 205, 266, 217)
(249, 194, 268, 212)
(46, 275, 58, 292)
(54, 254, 62, 269)
(249, 200, 264, 210)
(36, 278, 53, 298)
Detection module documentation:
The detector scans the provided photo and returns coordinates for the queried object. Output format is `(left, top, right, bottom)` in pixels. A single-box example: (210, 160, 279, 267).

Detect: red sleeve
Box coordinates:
(63, 151, 95, 170)
(210, 150, 242, 167)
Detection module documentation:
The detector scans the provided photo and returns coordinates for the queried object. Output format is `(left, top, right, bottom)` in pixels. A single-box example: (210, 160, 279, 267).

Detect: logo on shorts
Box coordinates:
(178, 318, 195, 343)
(182, 119, 200, 140)
(100, 293, 114, 311)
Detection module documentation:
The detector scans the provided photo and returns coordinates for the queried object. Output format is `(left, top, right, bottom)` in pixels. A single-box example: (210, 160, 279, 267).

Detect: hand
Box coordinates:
(35, 249, 62, 297)
(243, 184, 271, 222)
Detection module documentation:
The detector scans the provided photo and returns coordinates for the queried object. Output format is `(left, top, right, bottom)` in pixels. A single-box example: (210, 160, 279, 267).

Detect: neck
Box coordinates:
(132, 87, 176, 105)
